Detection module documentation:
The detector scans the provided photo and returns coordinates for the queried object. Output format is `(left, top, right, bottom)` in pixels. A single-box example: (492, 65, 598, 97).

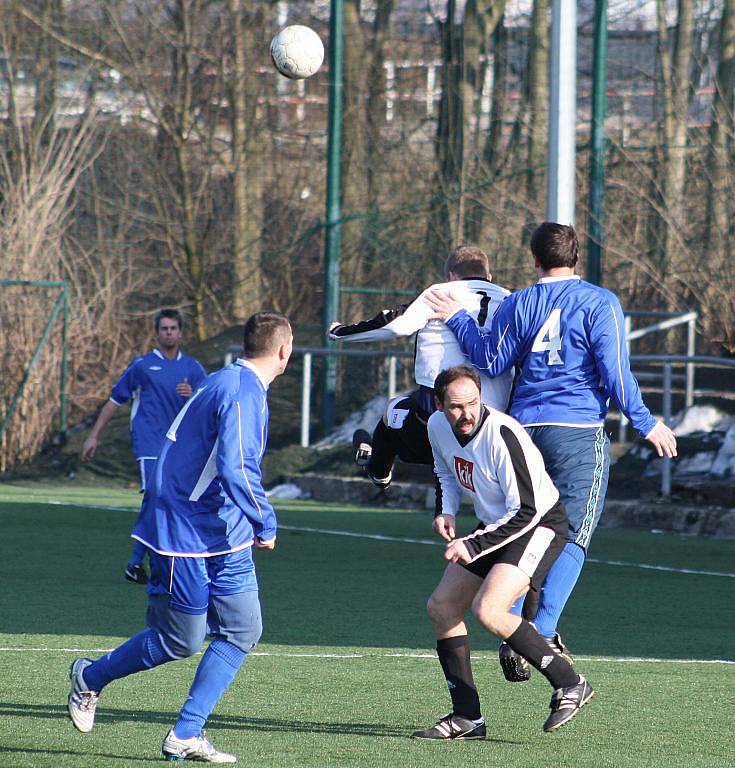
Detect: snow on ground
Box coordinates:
(312, 393, 408, 450)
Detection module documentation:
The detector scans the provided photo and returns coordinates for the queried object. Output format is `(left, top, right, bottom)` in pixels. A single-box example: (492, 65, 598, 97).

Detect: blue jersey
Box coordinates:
(446, 275, 657, 438)
(110, 349, 207, 459)
(131, 359, 277, 557)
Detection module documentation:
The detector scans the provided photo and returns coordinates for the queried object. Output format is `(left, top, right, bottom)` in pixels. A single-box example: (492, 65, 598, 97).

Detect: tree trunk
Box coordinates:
(526, 0, 549, 208)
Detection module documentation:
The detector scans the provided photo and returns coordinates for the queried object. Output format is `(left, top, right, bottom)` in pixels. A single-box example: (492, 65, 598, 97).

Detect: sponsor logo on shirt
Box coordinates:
(149, 366, 162, 371)
(454, 457, 475, 492)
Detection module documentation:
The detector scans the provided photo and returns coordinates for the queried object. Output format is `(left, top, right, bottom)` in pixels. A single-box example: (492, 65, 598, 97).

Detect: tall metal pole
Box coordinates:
(586, 0, 608, 285)
(547, 0, 577, 225)
(322, 0, 344, 433)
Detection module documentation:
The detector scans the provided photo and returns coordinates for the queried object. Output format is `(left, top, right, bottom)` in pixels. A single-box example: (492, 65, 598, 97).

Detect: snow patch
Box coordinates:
(672, 405, 729, 436)
(312, 393, 409, 449)
(266, 483, 310, 500)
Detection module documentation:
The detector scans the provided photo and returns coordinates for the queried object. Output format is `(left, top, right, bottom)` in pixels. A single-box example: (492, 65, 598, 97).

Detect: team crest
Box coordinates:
(454, 457, 475, 492)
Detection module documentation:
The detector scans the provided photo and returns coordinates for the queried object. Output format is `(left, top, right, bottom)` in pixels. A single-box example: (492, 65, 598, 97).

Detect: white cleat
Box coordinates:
(162, 729, 237, 763)
(67, 658, 100, 733)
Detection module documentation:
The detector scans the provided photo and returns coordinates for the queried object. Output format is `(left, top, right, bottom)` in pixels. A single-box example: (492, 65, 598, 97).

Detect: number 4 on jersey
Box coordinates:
(532, 308, 564, 365)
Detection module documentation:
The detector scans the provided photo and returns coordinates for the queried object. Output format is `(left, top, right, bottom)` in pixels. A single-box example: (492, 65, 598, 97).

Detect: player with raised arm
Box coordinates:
(329, 244, 512, 501)
(67, 312, 292, 764)
(81, 309, 206, 584)
(424, 223, 677, 682)
(413, 365, 593, 739)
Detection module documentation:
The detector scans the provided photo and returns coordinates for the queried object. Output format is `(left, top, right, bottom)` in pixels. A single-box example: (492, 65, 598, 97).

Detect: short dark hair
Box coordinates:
(444, 244, 490, 279)
(154, 308, 183, 332)
(434, 365, 481, 405)
(243, 311, 291, 358)
(530, 222, 579, 270)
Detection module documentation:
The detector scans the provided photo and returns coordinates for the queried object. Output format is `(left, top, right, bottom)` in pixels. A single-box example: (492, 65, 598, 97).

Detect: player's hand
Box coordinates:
(176, 377, 193, 398)
(444, 538, 471, 565)
(423, 289, 462, 321)
(81, 436, 98, 461)
(254, 537, 276, 550)
(433, 514, 456, 541)
(645, 420, 678, 458)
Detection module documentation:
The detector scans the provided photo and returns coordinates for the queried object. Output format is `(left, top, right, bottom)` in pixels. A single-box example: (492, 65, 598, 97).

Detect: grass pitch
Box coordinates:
(0, 482, 733, 767)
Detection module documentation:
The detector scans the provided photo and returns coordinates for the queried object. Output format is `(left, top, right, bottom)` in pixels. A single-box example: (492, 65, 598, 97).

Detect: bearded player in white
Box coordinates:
(329, 244, 512, 508)
(412, 365, 594, 740)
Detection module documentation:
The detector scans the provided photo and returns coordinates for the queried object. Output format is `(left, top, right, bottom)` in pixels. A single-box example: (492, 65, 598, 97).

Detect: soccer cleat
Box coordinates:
(368, 471, 392, 489)
(125, 564, 148, 584)
(543, 675, 595, 733)
(499, 641, 531, 683)
(411, 713, 486, 740)
(67, 658, 100, 733)
(162, 729, 237, 763)
(546, 632, 573, 665)
(352, 429, 373, 468)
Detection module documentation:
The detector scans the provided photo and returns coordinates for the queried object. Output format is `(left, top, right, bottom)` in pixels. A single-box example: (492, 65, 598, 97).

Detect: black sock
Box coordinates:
(369, 420, 396, 479)
(506, 620, 579, 690)
(436, 636, 482, 720)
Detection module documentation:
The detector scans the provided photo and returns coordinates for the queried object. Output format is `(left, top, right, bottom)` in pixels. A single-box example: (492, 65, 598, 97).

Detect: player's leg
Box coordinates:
(163, 549, 260, 763)
(472, 517, 594, 732)
(532, 426, 610, 639)
(67, 553, 208, 733)
(125, 457, 156, 584)
(412, 563, 486, 740)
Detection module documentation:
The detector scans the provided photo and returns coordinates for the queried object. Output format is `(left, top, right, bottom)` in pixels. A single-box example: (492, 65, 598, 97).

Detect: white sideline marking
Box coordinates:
(11, 499, 735, 580)
(0, 647, 732, 664)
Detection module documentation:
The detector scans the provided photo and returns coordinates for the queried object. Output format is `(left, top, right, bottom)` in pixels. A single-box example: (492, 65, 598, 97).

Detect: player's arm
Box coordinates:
(590, 296, 677, 457)
(81, 400, 120, 460)
(428, 420, 461, 541)
(216, 393, 278, 544)
(426, 292, 519, 378)
(81, 359, 139, 460)
(329, 292, 434, 342)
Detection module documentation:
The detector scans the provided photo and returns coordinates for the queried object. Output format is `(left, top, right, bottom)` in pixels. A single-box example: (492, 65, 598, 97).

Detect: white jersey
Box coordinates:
(329, 279, 512, 410)
(428, 406, 560, 563)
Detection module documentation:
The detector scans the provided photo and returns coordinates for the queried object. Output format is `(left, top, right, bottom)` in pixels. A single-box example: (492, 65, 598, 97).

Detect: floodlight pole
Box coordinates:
(546, 0, 577, 225)
(586, 0, 608, 286)
(322, 0, 344, 433)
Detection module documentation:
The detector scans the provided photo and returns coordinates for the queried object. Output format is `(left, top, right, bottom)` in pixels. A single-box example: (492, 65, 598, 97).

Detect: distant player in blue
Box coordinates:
(67, 311, 293, 764)
(81, 309, 206, 584)
(425, 222, 677, 681)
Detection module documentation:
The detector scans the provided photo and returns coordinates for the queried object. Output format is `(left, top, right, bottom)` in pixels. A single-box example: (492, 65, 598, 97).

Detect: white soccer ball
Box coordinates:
(269, 25, 324, 80)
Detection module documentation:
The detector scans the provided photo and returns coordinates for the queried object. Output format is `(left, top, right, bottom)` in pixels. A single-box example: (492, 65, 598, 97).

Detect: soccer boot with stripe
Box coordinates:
(543, 675, 595, 733)
(352, 429, 373, 468)
(162, 729, 237, 763)
(411, 713, 486, 740)
(125, 564, 148, 584)
(546, 632, 573, 665)
(67, 658, 100, 733)
(498, 641, 531, 682)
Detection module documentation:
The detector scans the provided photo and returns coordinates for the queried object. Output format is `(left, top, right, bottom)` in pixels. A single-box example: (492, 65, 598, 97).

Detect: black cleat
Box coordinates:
(124, 564, 148, 584)
(546, 632, 573, 665)
(411, 713, 486, 740)
(352, 429, 373, 468)
(543, 675, 594, 733)
(499, 641, 531, 682)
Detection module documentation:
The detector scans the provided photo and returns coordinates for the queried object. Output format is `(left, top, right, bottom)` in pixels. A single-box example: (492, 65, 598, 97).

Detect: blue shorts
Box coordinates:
(136, 457, 157, 493)
(146, 548, 261, 655)
(525, 425, 610, 550)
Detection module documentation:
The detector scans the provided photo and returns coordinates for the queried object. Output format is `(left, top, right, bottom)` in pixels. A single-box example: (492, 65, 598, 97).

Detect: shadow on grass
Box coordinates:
(0, 702, 521, 744)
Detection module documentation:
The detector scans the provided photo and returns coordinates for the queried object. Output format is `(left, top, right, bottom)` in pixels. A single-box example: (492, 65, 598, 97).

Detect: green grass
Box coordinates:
(0, 483, 733, 767)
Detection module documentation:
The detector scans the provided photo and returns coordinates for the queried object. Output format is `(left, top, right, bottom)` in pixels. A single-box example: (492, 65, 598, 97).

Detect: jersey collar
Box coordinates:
(235, 358, 269, 390)
(537, 275, 581, 284)
(153, 348, 182, 360)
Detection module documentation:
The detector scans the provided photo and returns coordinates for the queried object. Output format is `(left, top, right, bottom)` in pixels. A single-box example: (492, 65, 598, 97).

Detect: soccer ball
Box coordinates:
(269, 25, 324, 80)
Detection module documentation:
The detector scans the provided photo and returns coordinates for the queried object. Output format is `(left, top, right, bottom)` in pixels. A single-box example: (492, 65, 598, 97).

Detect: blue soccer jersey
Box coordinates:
(131, 359, 277, 557)
(445, 275, 657, 438)
(110, 350, 207, 459)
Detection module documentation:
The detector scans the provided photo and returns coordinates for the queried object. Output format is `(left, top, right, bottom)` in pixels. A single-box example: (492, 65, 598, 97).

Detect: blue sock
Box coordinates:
(173, 639, 247, 740)
(128, 540, 147, 568)
(534, 542, 586, 638)
(83, 630, 172, 692)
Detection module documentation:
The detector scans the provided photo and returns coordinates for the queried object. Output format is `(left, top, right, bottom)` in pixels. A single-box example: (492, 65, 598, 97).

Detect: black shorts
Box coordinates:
(384, 389, 434, 465)
(460, 502, 568, 591)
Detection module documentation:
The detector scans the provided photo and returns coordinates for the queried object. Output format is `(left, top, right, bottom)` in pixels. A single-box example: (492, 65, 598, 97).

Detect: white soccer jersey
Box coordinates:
(329, 279, 512, 410)
(428, 407, 560, 563)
